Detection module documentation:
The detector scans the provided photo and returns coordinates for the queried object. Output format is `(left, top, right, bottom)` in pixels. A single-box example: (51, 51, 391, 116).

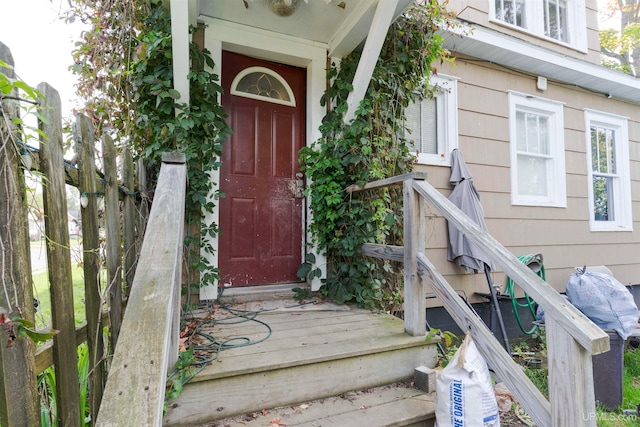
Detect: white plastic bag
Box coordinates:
(436, 333, 500, 427)
(566, 271, 639, 340)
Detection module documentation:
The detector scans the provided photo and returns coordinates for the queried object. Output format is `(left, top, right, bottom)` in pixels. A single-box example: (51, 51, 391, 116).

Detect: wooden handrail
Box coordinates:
(355, 174, 610, 427)
(95, 153, 186, 427)
(411, 180, 609, 354)
(345, 171, 427, 193)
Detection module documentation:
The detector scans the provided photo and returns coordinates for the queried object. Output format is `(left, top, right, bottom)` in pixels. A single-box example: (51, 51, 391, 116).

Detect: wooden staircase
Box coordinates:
(162, 303, 440, 426)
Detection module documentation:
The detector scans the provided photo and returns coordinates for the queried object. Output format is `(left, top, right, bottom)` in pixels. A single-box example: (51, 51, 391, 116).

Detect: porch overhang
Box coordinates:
(168, 0, 415, 109)
(439, 22, 640, 104)
(194, 0, 413, 58)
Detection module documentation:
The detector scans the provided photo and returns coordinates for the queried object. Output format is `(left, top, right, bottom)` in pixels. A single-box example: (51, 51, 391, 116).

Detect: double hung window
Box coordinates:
(585, 110, 632, 231)
(404, 75, 458, 166)
(509, 92, 566, 207)
(491, 0, 586, 50)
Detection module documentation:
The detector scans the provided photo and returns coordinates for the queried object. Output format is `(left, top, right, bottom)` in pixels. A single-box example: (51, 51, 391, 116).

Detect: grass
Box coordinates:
(38, 342, 92, 427)
(521, 345, 640, 427)
(30, 236, 93, 331)
(623, 348, 640, 405)
(29, 238, 102, 426)
(593, 346, 640, 426)
(32, 266, 88, 331)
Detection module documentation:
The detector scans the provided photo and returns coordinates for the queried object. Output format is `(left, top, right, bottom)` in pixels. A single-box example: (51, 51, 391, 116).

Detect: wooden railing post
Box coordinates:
(76, 113, 106, 422)
(403, 179, 426, 336)
(0, 41, 40, 427)
(38, 82, 82, 427)
(546, 317, 597, 426)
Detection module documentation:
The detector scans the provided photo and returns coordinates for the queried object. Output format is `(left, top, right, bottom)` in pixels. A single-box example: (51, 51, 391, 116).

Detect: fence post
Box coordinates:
(103, 134, 123, 349)
(76, 113, 106, 422)
(0, 41, 40, 427)
(402, 179, 426, 336)
(38, 82, 82, 426)
(138, 158, 150, 241)
(123, 149, 137, 298)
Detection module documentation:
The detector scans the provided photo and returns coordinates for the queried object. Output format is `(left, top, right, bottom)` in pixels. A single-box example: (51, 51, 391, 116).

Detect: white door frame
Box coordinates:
(200, 18, 327, 300)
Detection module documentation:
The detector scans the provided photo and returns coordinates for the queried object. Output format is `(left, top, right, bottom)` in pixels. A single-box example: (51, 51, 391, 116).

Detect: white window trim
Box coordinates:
(584, 109, 632, 232)
(508, 91, 566, 207)
(488, 0, 587, 52)
(411, 74, 459, 167)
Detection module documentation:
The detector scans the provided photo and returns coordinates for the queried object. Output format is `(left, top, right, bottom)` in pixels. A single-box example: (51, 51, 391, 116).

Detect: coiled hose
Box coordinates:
(505, 253, 545, 335)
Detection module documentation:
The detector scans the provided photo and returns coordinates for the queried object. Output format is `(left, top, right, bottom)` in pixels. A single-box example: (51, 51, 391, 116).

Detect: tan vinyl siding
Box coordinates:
(584, 0, 602, 62)
(447, 0, 602, 63)
(415, 57, 640, 304)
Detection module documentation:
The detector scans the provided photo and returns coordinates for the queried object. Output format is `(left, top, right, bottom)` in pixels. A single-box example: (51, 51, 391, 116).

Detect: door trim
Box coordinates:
(200, 20, 327, 300)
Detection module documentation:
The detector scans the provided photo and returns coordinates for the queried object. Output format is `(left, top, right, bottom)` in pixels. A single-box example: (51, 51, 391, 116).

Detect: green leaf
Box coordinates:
(23, 327, 60, 343)
(14, 80, 42, 101)
(296, 263, 311, 280)
(0, 74, 13, 94)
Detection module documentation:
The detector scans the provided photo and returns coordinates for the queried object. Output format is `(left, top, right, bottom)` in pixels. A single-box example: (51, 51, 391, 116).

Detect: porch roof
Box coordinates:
(169, 0, 415, 121)
(196, 0, 414, 58)
(439, 22, 640, 104)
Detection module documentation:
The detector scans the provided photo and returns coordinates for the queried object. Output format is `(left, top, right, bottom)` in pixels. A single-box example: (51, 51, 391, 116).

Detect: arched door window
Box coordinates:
(230, 66, 296, 107)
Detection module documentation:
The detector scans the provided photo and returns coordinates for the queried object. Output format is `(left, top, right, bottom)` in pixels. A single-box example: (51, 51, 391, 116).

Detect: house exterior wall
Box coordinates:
(447, 0, 602, 64)
(416, 0, 640, 304)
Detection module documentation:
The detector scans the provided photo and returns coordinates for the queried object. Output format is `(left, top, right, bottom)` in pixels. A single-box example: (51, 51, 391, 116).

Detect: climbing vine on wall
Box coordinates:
(69, 1, 231, 287)
(300, 1, 457, 310)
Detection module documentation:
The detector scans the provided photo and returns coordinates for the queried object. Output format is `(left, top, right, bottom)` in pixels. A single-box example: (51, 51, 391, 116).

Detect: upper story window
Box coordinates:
(544, 0, 569, 42)
(404, 74, 459, 166)
(491, 0, 586, 50)
(584, 110, 632, 231)
(494, 0, 526, 27)
(509, 92, 566, 207)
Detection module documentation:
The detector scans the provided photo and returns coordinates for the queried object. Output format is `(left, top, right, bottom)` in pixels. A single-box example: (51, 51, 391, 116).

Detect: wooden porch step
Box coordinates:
(199, 382, 436, 427)
(163, 307, 439, 426)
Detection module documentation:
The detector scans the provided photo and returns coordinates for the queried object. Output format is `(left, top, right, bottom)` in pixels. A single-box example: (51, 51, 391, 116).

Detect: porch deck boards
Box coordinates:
(163, 305, 439, 426)
(192, 308, 433, 382)
(204, 382, 436, 427)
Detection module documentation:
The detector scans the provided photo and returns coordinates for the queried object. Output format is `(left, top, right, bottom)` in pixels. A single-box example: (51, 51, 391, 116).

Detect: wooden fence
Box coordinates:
(348, 172, 611, 427)
(0, 42, 149, 426)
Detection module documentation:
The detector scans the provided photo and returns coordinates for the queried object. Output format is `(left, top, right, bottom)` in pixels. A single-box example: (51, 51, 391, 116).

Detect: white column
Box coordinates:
(343, 0, 399, 123)
(170, 0, 192, 104)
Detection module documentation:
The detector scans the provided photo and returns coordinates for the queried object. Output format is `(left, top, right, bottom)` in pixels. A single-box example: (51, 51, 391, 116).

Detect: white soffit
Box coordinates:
(440, 23, 640, 103)
(196, 0, 414, 58)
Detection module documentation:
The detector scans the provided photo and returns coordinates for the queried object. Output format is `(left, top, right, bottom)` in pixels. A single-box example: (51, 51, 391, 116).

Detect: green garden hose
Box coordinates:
(505, 254, 545, 335)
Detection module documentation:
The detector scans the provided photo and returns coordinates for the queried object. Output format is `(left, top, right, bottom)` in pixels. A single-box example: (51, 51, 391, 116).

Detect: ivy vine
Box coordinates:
(69, 1, 231, 288)
(300, 1, 457, 310)
(130, 4, 232, 286)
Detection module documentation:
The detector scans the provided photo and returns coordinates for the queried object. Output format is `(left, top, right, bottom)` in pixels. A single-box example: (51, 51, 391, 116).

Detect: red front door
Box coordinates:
(219, 51, 305, 287)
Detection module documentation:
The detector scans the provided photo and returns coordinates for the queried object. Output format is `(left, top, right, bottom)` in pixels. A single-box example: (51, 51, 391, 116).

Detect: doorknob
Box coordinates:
(295, 173, 304, 198)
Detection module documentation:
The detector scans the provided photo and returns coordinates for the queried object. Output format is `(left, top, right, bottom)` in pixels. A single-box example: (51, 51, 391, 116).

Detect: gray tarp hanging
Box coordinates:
(447, 148, 494, 273)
